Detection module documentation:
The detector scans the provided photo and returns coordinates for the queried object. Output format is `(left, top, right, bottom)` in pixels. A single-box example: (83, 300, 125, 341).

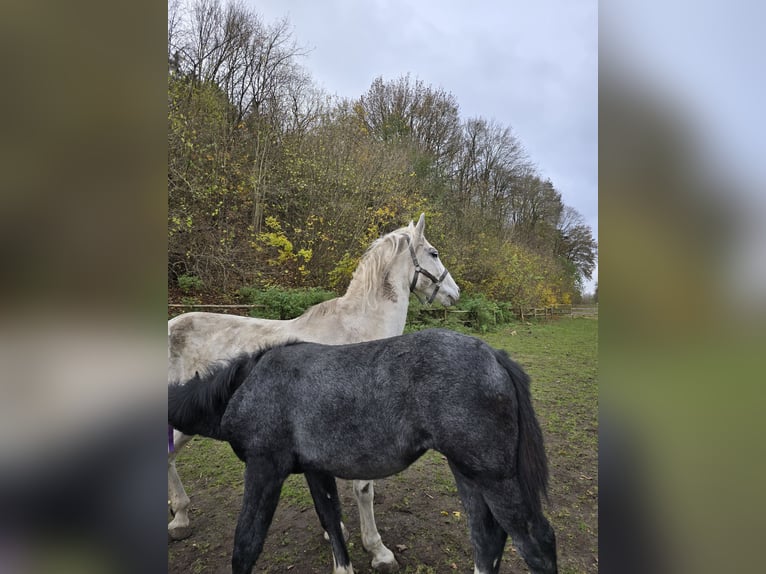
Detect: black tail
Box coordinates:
(494, 349, 549, 510)
(168, 353, 263, 439)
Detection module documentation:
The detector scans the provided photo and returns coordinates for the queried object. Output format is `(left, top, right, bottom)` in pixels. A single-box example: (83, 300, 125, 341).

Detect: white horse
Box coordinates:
(168, 214, 460, 572)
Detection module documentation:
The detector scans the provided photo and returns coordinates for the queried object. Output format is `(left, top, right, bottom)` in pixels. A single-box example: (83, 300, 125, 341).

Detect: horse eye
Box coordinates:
(430, 250, 439, 258)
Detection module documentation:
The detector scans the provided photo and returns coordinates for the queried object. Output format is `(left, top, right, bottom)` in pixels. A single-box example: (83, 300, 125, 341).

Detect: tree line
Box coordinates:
(168, 0, 597, 307)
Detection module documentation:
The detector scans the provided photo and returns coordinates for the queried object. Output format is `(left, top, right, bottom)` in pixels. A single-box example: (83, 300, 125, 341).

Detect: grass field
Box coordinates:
(169, 317, 598, 573)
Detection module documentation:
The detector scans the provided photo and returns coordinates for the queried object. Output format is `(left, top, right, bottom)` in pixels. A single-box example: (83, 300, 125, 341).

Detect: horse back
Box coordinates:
(167, 312, 292, 383)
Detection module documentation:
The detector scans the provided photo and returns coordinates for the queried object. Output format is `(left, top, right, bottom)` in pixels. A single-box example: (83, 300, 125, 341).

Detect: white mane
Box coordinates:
(344, 226, 413, 310)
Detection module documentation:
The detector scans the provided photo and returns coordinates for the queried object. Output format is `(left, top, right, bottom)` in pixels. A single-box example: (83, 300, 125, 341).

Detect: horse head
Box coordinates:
(404, 213, 460, 306)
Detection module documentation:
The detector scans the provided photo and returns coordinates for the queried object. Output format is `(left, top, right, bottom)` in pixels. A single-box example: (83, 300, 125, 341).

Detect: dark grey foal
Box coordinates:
(168, 328, 557, 574)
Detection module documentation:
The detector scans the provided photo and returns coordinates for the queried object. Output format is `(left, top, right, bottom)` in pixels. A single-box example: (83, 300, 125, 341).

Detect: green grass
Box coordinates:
(279, 474, 314, 510)
(482, 318, 599, 573)
(482, 318, 598, 452)
(176, 437, 243, 488)
(176, 439, 318, 510)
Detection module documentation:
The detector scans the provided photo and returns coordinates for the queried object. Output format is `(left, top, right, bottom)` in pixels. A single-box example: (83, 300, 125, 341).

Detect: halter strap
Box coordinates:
(404, 235, 449, 305)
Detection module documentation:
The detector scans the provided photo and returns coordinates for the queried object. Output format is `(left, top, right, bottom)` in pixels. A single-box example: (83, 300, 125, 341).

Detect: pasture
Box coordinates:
(168, 317, 597, 573)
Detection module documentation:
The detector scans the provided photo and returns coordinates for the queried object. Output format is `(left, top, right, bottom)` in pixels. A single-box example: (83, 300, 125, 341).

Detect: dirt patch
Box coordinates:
(169, 443, 596, 573)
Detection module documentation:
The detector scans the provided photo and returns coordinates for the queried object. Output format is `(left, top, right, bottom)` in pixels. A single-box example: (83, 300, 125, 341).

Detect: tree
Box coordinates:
(450, 117, 531, 235)
(555, 206, 598, 282)
(358, 75, 461, 167)
(167, 2, 597, 304)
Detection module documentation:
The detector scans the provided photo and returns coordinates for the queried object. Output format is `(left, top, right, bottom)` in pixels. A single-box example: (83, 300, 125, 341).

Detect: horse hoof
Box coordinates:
(373, 561, 399, 573)
(372, 557, 399, 573)
(168, 524, 192, 541)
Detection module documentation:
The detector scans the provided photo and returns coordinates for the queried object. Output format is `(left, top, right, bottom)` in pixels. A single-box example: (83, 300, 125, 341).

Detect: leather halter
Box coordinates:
(405, 235, 449, 305)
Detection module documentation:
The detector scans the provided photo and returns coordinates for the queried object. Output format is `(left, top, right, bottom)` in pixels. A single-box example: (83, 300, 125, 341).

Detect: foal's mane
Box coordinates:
(170, 338, 304, 437)
(206, 338, 304, 378)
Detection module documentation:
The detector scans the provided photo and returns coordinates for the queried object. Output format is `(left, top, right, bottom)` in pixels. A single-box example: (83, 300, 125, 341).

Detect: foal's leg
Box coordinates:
(481, 479, 558, 574)
(167, 430, 194, 540)
(306, 472, 354, 574)
(449, 464, 507, 574)
(231, 461, 286, 574)
(353, 480, 398, 572)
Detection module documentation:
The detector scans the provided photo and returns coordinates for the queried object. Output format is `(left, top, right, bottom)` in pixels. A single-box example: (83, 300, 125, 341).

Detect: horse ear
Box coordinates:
(414, 213, 425, 239)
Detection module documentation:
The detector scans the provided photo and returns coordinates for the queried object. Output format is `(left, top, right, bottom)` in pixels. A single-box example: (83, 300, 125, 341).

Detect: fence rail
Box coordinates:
(570, 305, 599, 317)
(421, 304, 597, 323)
(168, 303, 265, 309)
(510, 305, 598, 320)
(418, 308, 471, 322)
(168, 302, 598, 322)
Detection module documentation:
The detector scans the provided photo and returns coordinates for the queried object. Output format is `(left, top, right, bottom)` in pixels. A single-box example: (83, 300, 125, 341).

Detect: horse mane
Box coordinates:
(197, 338, 305, 384)
(169, 339, 304, 438)
(342, 226, 413, 309)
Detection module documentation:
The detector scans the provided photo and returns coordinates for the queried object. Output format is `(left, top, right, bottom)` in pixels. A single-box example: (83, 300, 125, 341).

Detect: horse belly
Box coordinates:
(321, 448, 425, 481)
(298, 433, 426, 481)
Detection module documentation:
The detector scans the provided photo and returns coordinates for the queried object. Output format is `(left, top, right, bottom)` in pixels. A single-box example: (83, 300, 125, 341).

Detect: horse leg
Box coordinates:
(306, 471, 354, 574)
(449, 464, 507, 574)
(480, 479, 558, 574)
(323, 521, 350, 542)
(167, 430, 193, 540)
(353, 480, 398, 572)
(231, 460, 286, 574)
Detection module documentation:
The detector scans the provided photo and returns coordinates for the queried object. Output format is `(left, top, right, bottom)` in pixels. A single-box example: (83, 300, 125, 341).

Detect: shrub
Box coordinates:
(177, 274, 204, 294)
(405, 294, 517, 333)
(238, 286, 336, 320)
(459, 295, 502, 332)
(180, 295, 201, 307)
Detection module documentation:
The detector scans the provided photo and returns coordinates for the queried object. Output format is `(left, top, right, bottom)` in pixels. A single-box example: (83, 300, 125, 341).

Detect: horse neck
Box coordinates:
(337, 252, 412, 339)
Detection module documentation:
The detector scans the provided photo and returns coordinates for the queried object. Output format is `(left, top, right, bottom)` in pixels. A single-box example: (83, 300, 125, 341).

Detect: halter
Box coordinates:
(405, 235, 449, 304)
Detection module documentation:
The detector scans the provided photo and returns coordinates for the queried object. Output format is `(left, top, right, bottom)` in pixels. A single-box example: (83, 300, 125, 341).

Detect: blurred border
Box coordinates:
(600, 1, 766, 573)
(1, 0, 168, 572)
(3, 0, 765, 572)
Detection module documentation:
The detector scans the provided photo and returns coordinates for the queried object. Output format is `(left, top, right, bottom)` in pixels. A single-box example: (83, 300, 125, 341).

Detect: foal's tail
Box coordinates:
(168, 353, 263, 440)
(494, 349, 549, 509)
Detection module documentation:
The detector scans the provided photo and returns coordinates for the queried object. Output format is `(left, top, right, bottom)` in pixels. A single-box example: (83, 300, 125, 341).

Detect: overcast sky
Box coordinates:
(250, 0, 598, 291)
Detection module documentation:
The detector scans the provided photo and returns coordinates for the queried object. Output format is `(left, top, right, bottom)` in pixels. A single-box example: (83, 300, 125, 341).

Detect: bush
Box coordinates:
(238, 286, 337, 320)
(180, 295, 201, 307)
(405, 294, 517, 333)
(177, 274, 204, 294)
(495, 300, 516, 324)
(459, 295, 502, 332)
(405, 298, 451, 330)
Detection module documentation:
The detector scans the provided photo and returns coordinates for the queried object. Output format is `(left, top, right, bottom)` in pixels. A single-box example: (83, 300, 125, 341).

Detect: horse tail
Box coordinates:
(494, 349, 549, 509)
(168, 353, 262, 440)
